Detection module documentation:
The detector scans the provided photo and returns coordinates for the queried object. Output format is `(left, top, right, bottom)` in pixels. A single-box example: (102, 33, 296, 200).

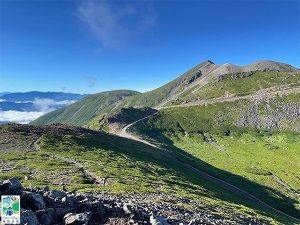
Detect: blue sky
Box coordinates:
(1, 0, 299, 94)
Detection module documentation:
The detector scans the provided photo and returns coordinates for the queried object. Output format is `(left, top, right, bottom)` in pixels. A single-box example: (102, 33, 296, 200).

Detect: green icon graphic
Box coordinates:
(1, 195, 20, 224)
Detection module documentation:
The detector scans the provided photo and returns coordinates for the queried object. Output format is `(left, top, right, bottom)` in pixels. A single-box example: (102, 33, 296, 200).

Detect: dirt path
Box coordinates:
(118, 112, 159, 145)
(272, 175, 300, 198)
(117, 111, 300, 223)
(33, 139, 103, 186)
(49, 155, 103, 186)
(162, 86, 300, 109)
(207, 141, 225, 151)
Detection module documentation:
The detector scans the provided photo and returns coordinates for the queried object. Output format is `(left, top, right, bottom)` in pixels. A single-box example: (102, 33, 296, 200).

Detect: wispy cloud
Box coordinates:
(86, 76, 97, 88)
(77, 0, 156, 47)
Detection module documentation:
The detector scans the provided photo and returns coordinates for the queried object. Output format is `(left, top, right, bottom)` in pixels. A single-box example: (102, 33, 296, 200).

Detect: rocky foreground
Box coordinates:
(0, 178, 269, 225)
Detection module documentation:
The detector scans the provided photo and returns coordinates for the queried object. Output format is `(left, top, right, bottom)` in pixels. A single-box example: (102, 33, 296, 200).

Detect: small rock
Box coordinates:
(150, 214, 169, 225)
(123, 203, 134, 214)
(188, 219, 197, 225)
(63, 212, 92, 225)
(20, 208, 40, 225)
(43, 185, 50, 192)
(45, 189, 67, 199)
(62, 196, 68, 203)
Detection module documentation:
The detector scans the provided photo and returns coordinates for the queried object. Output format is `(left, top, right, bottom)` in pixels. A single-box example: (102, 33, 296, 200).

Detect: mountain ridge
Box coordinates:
(209, 60, 299, 77)
(0, 91, 86, 102)
(31, 90, 139, 126)
(31, 59, 300, 127)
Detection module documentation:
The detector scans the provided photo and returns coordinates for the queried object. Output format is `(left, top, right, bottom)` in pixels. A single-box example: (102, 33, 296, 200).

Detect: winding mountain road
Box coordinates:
(116, 89, 300, 223)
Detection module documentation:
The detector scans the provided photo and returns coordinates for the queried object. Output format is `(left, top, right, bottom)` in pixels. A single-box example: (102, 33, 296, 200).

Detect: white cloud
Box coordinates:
(14, 101, 32, 103)
(77, 0, 156, 47)
(33, 98, 57, 112)
(0, 99, 77, 124)
(0, 99, 6, 102)
(0, 110, 45, 124)
(32, 98, 76, 112)
(55, 100, 77, 105)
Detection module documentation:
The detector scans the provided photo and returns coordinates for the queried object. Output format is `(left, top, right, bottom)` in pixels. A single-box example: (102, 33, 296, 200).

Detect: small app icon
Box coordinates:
(1, 195, 20, 224)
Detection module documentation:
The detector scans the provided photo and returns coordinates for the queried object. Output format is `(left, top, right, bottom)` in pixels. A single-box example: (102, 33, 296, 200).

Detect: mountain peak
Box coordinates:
(203, 60, 215, 65)
(245, 60, 299, 72)
(208, 60, 299, 76)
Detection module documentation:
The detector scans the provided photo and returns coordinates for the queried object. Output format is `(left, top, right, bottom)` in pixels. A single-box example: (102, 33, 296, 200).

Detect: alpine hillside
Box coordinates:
(14, 59, 300, 224)
(31, 60, 300, 130)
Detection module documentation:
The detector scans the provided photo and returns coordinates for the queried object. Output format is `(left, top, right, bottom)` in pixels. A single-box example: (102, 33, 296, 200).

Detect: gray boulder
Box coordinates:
(20, 209, 40, 225)
(21, 191, 45, 211)
(63, 212, 92, 225)
(150, 214, 170, 225)
(36, 209, 55, 225)
(43, 185, 50, 192)
(36, 207, 72, 225)
(62, 195, 76, 207)
(188, 218, 202, 225)
(123, 202, 134, 214)
(0, 180, 9, 194)
(44, 189, 67, 199)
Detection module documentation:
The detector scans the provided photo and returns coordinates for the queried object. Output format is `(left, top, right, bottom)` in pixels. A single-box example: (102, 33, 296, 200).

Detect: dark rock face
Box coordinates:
(214, 95, 300, 133)
(0, 177, 268, 225)
(235, 98, 300, 132)
(0, 177, 23, 195)
(21, 191, 45, 211)
(20, 209, 40, 225)
(44, 189, 67, 199)
(36, 209, 56, 225)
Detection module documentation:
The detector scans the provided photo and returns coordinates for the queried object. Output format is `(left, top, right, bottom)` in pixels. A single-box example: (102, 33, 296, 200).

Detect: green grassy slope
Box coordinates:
(0, 124, 297, 224)
(31, 90, 139, 126)
(131, 95, 300, 220)
(113, 60, 214, 109)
